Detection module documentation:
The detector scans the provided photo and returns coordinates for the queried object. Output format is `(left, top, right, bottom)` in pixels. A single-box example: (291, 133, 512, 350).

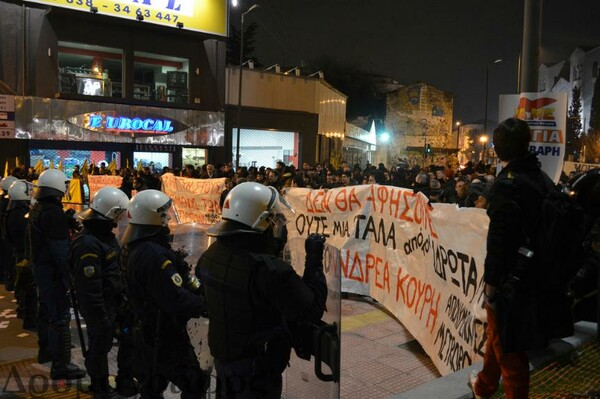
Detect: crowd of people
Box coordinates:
(1, 118, 599, 399)
(0, 163, 328, 398)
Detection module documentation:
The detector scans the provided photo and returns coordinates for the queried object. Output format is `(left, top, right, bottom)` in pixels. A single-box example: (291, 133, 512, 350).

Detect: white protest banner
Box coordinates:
(284, 185, 489, 376)
(88, 175, 123, 201)
(499, 92, 568, 183)
(564, 161, 599, 176)
(161, 173, 225, 224)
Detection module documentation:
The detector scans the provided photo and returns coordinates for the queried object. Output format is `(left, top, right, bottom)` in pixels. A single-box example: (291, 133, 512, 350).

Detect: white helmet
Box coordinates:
(8, 180, 33, 201)
(207, 182, 292, 237)
(121, 189, 172, 244)
(1, 176, 18, 192)
(79, 186, 129, 222)
(34, 169, 69, 199)
(7, 180, 33, 209)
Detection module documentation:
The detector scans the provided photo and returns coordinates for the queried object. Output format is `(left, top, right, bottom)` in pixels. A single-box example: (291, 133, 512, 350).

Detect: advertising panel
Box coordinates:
(24, 0, 227, 36)
(499, 92, 568, 183)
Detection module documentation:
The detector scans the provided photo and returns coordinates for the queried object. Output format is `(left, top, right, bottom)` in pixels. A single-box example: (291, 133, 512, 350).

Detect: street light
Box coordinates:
(455, 121, 461, 150)
(483, 58, 503, 139)
(480, 135, 489, 163)
(235, 4, 260, 171)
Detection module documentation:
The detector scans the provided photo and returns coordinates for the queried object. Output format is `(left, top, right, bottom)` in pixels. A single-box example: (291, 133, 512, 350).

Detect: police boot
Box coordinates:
(90, 378, 126, 399)
(50, 326, 86, 380)
(51, 362, 87, 380)
(116, 375, 139, 397)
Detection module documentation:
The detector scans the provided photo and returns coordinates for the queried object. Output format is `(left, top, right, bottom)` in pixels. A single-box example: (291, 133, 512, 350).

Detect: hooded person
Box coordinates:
(196, 182, 328, 398)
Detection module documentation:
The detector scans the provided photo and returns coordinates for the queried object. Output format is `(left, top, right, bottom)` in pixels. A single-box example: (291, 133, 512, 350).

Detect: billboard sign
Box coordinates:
(24, 0, 227, 36)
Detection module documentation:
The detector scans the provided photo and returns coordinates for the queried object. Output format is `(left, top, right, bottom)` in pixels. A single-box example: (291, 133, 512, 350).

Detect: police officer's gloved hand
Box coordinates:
(305, 233, 325, 270)
(184, 274, 202, 293)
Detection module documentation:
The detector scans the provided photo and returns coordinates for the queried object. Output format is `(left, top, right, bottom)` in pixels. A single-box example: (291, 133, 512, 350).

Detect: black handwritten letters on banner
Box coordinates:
(285, 185, 489, 376)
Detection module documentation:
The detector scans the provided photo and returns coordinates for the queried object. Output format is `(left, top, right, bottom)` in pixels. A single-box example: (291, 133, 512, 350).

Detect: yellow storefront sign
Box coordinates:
(24, 0, 227, 36)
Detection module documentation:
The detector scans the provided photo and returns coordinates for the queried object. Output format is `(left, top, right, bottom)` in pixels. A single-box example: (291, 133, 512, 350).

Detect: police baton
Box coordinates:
(67, 278, 88, 357)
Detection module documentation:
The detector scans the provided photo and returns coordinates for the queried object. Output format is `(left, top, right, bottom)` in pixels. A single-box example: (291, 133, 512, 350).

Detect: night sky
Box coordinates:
(231, 0, 600, 127)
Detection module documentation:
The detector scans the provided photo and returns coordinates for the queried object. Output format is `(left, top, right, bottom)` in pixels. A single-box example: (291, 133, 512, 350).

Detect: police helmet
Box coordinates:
(207, 182, 293, 237)
(1, 176, 18, 193)
(121, 189, 172, 244)
(7, 180, 33, 210)
(568, 168, 600, 217)
(79, 186, 129, 222)
(33, 169, 69, 199)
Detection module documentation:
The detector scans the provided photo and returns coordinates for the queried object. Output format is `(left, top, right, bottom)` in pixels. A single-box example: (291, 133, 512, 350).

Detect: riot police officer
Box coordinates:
(1, 175, 18, 288)
(70, 186, 136, 398)
(5, 179, 37, 331)
(120, 189, 209, 398)
(196, 182, 327, 399)
(27, 169, 86, 380)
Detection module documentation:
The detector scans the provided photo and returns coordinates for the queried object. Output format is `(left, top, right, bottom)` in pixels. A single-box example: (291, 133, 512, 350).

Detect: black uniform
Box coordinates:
(70, 219, 135, 397)
(196, 233, 327, 399)
(6, 200, 36, 330)
(0, 192, 13, 288)
(121, 231, 208, 398)
(28, 197, 85, 379)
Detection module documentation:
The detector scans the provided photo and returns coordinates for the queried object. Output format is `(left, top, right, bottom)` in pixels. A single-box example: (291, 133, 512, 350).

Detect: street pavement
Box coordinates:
(0, 285, 441, 398)
(2, 282, 598, 399)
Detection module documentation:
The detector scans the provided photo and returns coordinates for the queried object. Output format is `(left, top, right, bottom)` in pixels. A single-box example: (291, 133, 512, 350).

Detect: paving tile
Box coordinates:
(375, 332, 413, 347)
(351, 324, 396, 340)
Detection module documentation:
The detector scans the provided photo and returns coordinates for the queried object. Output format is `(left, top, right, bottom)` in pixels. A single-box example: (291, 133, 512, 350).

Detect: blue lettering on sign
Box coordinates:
(88, 115, 103, 128)
(106, 116, 119, 129)
(530, 145, 560, 156)
(130, 0, 180, 11)
(85, 115, 175, 133)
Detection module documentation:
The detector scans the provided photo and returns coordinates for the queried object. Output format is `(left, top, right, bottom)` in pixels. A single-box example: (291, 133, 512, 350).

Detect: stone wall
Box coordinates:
(379, 83, 453, 165)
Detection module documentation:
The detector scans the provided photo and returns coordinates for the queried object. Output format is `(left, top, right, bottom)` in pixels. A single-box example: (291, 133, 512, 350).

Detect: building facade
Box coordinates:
(378, 83, 454, 166)
(539, 45, 600, 133)
(0, 0, 227, 174)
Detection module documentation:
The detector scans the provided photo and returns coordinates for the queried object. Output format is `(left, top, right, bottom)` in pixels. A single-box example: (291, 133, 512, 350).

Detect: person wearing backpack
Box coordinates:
(470, 118, 577, 399)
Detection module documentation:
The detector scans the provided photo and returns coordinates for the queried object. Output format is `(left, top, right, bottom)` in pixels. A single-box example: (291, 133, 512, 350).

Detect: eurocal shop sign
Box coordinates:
(69, 111, 188, 137)
(24, 0, 227, 36)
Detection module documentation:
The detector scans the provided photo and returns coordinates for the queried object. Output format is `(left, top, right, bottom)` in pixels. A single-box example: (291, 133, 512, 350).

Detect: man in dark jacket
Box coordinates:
(27, 169, 86, 380)
(197, 182, 327, 399)
(471, 118, 569, 398)
(70, 186, 135, 399)
(120, 189, 209, 398)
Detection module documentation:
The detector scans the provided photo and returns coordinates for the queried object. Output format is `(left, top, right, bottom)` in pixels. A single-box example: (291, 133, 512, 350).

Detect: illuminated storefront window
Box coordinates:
(58, 42, 123, 98)
(29, 149, 121, 177)
(231, 129, 299, 168)
(134, 151, 172, 172)
(182, 148, 206, 168)
(133, 52, 189, 103)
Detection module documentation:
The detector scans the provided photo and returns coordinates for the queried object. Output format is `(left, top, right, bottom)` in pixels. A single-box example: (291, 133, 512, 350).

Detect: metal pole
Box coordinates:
(520, 0, 542, 93)
(455, 124, 460, 151)
(235, 13, 244, 171)
(484, 66, 489, 137)
(234, 5, 259, 171)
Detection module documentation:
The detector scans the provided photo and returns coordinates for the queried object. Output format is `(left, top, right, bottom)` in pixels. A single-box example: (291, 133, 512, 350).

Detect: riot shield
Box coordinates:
(283, 243, 341, 399)
(169, 223, 216, 390)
